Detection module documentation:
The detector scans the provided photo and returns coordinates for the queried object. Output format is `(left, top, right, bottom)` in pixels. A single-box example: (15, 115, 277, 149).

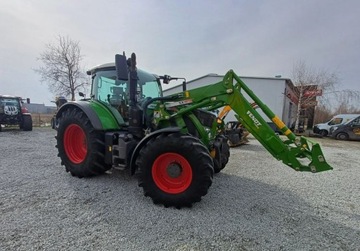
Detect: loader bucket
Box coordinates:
(282, 136, 332, 173)
(300, 137, 333, 172)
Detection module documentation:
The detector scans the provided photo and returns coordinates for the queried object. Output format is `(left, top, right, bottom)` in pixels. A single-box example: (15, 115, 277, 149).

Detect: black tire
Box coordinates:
(51, 117, 55, 129)
(213, 135, 230, 173)
(22, 115, 32, 131)
(56, 107, 110, 178)
(336, 132, 349, 141)
(319, 130, 328, 137)
(136, 133, 214, 208)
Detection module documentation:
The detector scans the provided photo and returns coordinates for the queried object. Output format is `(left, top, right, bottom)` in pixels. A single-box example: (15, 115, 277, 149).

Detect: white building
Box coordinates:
(163, 73, 298, 129)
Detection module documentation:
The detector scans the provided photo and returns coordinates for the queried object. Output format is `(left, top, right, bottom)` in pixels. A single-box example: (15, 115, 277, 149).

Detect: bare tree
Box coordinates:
(291, 61, 338, 132)
(331, 89, 360, 114)
(35, 35, 87, 101)
(309, 89, 360, 125)
(313, 104, 332, 124)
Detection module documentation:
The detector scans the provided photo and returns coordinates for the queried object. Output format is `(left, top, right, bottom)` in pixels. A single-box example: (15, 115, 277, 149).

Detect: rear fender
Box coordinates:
(56, 101, 121, 130)
(129, 127, 181, 175)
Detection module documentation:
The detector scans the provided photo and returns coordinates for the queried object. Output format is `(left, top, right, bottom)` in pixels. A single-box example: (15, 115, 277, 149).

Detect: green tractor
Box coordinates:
(54, 53, 332, 208)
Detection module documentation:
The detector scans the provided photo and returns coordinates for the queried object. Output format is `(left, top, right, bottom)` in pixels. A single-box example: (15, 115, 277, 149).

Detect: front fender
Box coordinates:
(56, 101, 122, 130)
(129, 127, 181, 175)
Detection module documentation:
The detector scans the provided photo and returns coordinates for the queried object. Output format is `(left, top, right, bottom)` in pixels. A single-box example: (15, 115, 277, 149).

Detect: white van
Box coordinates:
(313, 114, 360, 136)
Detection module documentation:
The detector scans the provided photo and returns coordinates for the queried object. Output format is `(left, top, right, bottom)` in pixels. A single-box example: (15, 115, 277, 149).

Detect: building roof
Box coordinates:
(163, 73, 294, 92)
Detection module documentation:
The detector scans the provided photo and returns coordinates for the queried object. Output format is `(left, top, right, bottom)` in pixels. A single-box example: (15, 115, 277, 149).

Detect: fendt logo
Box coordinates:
(246, 110, 262, 128)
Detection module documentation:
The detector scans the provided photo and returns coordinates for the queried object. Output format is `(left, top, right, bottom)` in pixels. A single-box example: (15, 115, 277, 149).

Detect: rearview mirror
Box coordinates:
(115, 54, 128, 81)
(163, 75, 171, 84)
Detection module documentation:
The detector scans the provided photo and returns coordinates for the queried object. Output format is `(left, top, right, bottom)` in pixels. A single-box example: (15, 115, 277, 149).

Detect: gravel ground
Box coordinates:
(0, 127, 359, 251)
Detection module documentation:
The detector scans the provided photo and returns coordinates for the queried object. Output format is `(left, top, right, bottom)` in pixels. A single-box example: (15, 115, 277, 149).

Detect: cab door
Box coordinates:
(348, 117, 360, 140)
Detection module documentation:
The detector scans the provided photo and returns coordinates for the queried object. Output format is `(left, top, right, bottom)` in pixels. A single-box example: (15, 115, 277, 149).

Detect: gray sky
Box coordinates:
(1, 0, 359, 105)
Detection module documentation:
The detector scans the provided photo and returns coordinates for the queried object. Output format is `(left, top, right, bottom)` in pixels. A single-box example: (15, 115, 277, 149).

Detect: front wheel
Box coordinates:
(56, 108, 110, 178)
(22, 115, 32, 131)
(319, 130, 328, 137)
(136, 133, 214, 208)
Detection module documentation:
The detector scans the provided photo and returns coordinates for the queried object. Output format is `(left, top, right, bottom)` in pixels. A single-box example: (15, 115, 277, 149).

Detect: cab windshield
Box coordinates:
(0, 97, 20, 108)
(91, 69, 161, 107)
(347, 117, 360, 126)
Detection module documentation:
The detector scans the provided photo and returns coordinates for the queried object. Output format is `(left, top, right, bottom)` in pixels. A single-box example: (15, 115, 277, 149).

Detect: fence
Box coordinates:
(31, 113, 54, 127)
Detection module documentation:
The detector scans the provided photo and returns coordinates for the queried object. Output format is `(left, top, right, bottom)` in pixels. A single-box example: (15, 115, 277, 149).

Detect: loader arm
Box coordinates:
(223, 70, 332, 172)
(154, 70, 332, 173)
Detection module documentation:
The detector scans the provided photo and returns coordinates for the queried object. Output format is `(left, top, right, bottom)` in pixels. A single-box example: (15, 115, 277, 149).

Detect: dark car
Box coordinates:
(330, 115, 360, 141)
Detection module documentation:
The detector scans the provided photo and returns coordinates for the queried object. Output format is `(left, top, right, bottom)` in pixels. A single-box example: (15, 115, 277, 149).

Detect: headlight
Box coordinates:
(331, 126, 338, 133)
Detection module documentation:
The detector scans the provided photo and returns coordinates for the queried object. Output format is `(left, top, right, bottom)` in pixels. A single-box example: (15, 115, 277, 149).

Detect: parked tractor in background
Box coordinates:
(53, 52, 332, 208)
(0, 95, 32, 132)
(217, 105, 251, 147)
(224, 121, 250, 146)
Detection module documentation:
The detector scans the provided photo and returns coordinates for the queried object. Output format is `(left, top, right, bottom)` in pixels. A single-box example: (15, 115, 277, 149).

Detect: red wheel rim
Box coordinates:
(64, 124, 87, 164)
(152, 153, 193, 194)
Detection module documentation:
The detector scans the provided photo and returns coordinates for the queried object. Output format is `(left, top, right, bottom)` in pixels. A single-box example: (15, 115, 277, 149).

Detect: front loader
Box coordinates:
(54, 52, 332, 208)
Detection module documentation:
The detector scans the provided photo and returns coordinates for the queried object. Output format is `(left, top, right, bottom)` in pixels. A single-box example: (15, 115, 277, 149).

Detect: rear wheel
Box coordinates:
(136, 133, 214, 208)
(336, 132, 349, 141)
(213, 135, 230, 173)
(22, 115, 32, 131)
(56, 108, 110, 177)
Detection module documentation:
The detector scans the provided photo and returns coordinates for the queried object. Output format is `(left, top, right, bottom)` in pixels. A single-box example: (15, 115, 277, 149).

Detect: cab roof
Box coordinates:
(87, 63, 115, 75)
(0, 95, 21, 99)
(86, 62, 159, 79)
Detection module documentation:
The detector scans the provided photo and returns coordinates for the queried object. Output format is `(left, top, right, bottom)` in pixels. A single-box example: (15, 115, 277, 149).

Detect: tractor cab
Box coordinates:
(87, 63, 162, 121)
